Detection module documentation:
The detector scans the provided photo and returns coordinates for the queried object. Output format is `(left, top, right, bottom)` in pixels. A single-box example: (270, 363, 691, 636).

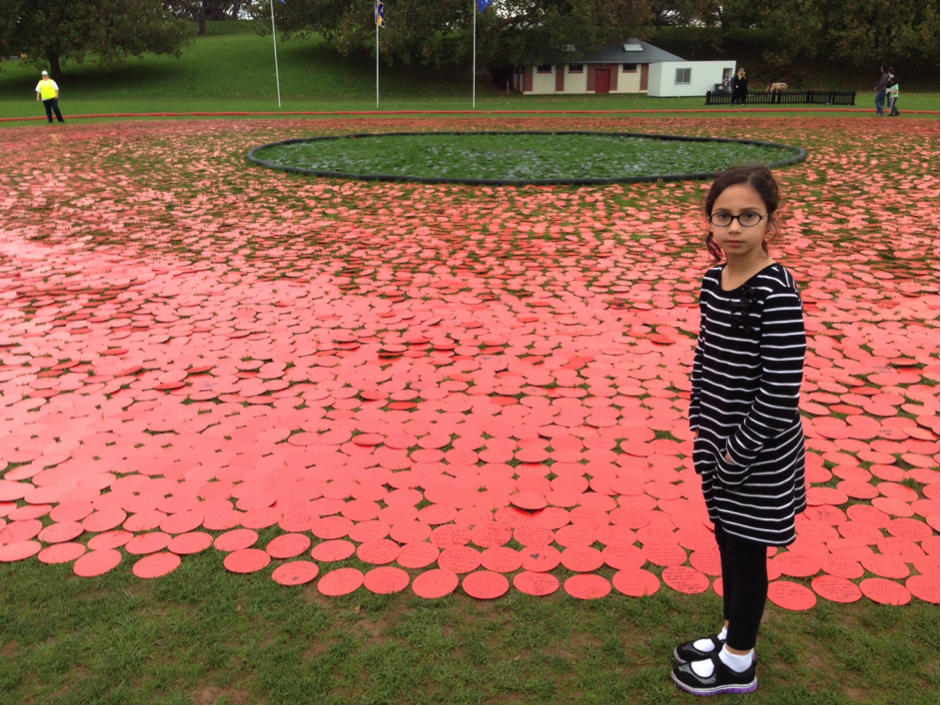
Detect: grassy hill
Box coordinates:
(0, 21, 474, 109)
(0, 20, 936, 118)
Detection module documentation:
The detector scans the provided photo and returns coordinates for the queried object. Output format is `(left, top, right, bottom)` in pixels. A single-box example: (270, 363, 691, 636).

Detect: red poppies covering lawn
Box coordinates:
(0, 116, 937, 607)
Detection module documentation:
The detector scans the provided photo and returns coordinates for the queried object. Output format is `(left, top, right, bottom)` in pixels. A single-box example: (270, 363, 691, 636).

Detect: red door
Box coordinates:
(595, 68, 611, 94)
(640, 64, 649, 91)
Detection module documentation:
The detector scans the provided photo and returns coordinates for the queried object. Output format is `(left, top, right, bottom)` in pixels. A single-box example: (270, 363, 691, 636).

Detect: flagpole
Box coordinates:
(269, 0, 282, 108)
(376, 0, 379, 110)
(472, 1, 476, 109)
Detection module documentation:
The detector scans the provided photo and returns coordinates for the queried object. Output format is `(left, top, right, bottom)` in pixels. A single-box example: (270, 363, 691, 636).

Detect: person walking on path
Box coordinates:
(886, 67, 900, 116)
(729, 68, 748, 107)
(671, 165, 807, 697)
(874, 64, 889, 115)
(35, 70, 65, 124)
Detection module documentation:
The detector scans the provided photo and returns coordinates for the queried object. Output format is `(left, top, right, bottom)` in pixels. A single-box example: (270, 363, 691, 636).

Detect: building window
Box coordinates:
(568, 64, 584, 73)
(675, 68, 691, 84)
(536, 64, 553, 74)
(622, 63, 638, 72)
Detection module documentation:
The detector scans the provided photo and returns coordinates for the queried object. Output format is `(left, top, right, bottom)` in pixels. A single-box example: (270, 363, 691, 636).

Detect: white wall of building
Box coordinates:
(560, 66, 588, 94)
(648, 60, 736, 97)
(526, 64, 644, 94)
(615, 67, 642, 93)
(531, 68, 556, 94)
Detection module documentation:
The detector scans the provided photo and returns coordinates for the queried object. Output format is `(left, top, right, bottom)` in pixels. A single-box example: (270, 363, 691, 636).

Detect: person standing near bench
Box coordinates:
(35, 70, 65, 124)
(730, 68, 748, 107)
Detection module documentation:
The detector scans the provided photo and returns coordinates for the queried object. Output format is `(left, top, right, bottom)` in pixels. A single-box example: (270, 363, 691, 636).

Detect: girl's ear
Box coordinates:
(763, 213, 779, 255)
(765, 206, 780, 233)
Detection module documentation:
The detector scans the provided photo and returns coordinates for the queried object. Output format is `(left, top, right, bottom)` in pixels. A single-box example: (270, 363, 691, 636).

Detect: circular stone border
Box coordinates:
(247, 130, 807, 186)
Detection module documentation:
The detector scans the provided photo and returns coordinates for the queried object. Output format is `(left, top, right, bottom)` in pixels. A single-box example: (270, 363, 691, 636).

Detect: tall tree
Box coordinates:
(498, 0, 654, 65)
(647, 1, 771, 34)
(251, 0, 652, 69)
(648, 2, 683, 27)
(2, 0, 193, 79)
(761, 0, 939, 69)
(164, 1, 243, 34)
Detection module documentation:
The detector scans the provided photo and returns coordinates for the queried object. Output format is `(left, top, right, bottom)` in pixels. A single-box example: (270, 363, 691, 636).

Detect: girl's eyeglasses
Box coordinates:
(709, 212, 767, 228)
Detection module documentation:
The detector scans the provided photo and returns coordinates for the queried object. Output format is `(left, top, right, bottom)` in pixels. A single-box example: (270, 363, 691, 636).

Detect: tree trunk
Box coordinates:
(47, 51, 63, 81)
(196, 0, 209, 35)
(231, 1, 242, 20)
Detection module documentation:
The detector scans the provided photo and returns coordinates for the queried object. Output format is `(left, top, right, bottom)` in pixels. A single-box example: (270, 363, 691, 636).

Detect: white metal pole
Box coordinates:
(472, 2, 476, 109)
(269, 0, 281, 108)
(376, 6, 379, 110)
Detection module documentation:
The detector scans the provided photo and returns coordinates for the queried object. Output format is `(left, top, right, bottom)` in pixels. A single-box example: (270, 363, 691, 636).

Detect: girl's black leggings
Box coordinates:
(714, 522, 768, 651)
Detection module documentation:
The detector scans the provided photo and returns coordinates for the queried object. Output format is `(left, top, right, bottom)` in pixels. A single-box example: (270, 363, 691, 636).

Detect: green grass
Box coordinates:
(0, 20, 937, 119)
(253, 132, 799, 182)
(2, 547, 938, 704)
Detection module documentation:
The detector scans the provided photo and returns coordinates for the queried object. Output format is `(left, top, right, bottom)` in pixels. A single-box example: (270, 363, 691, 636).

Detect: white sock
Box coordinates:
(692, 626, 728, 651)
(691, 657, 715, 678)
(692, 637, 714, 651)
(718, 645, 754, 672)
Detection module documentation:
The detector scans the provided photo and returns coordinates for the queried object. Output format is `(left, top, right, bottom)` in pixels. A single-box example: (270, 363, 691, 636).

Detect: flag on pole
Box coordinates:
(473, 0, 493, 109)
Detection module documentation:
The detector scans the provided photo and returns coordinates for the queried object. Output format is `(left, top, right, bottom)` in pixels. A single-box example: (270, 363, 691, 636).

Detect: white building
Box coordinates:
(648, 60, 738, 97)
(513, 39, 736, 98)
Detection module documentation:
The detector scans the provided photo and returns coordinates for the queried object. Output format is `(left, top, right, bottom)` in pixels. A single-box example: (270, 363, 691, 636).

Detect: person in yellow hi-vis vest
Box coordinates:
(35, 70, 65, 124)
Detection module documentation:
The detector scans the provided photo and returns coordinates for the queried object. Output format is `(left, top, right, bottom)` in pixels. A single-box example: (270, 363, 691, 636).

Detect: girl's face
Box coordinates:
(709, 183, 772, 263)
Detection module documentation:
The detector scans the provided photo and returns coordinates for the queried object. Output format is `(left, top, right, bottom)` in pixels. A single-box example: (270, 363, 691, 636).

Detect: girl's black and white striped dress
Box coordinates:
(689, 262, 807, 547)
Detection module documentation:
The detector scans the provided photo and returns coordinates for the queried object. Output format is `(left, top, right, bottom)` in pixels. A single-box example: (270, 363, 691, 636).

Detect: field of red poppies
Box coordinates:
(0, 115, 937, 609)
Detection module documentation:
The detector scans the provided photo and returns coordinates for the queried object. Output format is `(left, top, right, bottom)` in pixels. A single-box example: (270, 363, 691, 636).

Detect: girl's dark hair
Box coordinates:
(704, 165, 780, 262)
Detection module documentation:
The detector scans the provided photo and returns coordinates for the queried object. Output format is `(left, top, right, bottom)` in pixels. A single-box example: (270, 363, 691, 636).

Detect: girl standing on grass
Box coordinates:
(672, 165, 807, 696)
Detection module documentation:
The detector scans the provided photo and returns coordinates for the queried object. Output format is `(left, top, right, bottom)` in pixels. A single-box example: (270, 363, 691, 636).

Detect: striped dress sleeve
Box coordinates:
(718, 288, 806, 486)
(688, 296, 705, 432)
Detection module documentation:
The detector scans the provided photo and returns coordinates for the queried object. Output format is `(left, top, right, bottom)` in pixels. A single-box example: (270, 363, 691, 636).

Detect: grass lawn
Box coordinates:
(2, 546, 938, 704)
(251, 132, 801, 182)
(0, 20, 937, 119)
